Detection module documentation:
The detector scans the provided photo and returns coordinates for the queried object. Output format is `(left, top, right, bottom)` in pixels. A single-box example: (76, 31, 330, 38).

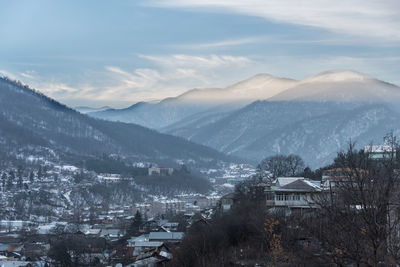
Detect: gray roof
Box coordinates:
(149, 232, 184, 241)
(275, 177, 304, 187)
(276, 179, 319, 192)
(131, 241, 164, 247)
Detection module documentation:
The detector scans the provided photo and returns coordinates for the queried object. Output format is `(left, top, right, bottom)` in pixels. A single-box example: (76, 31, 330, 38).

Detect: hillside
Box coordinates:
(270, 70, 400, 103)
(163, 70, 400, 167)
(0, 77, 232, 168)
(82, 70, 400, 167)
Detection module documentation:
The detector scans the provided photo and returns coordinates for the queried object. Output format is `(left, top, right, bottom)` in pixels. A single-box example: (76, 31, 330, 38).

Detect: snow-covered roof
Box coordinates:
(128, 234, 149, 243)
(275, 177, 304, 187)
(364, 145, 395, 153)
(130, 241, 163, 248)
(276, 179, 321, 192)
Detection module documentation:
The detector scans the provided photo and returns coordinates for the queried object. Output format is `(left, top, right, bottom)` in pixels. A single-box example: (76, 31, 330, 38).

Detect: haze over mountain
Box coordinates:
(85, 70, 400, 167)
(75, 105, 111, 114)
(270, 70, 400, 103)
(88, 74, 297, 129)
(0, 77, 232, 168)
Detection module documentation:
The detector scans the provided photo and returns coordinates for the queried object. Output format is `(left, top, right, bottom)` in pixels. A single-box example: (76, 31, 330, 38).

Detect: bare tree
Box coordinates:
(258, 154, 305, 179)
(306, 140, 400, 266)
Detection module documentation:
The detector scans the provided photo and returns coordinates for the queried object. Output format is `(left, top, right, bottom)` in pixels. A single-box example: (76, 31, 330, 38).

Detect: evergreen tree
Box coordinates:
(1, 172, 6, 189)
(6, 171, 14, 190)
(73, 170, 85, 183)
(37, 166, 42, 180)
(43, 165, 48, 178)
(17, 173, 23, 189)
(29, 171, 34, 183)
(17, 166, 23, 189)
(129, 210, 143, 235)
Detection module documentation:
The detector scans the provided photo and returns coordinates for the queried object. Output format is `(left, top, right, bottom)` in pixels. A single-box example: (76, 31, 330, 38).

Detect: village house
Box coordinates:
(139, 219, 179, 233)
(265, 177, 321, 215)
(321, 168, 367, 189)
(218, 192, 237, 212)
(148, 166, 174, 176)
(124, 245, 172, 267)
(100, 228, 126, 241)
(148, 232, 184, 244)
(364, 145, 396, 159)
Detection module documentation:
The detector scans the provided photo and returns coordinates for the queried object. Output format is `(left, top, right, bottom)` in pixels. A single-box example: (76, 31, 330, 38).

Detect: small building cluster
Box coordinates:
(148, 166, 174, 176)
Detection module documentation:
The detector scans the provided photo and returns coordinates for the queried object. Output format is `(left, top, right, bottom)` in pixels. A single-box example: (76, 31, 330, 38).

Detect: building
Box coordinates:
(265, 177, 321, 215)
(218, 192, 237, 212)
(322, 168, 367, 189)
(148, 166, 174, 176)
(148, 232, 184, 243)
(364, 145, 396, 159)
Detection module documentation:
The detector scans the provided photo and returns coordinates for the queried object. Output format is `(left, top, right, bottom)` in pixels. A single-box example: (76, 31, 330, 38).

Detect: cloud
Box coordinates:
(20, 70, 36, 79)
(98, 54, 252, 102)
(3, 53, 398, 108)
(149, 0, 400, 42)
(173, 37, 268, 49)
(10, 54, 251, 105)
(138, 54, 250, 68)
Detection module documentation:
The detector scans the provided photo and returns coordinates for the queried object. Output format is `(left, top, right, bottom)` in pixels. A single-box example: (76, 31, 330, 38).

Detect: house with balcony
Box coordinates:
(265, 177, 321, 215)
(364, 145, 396, 160)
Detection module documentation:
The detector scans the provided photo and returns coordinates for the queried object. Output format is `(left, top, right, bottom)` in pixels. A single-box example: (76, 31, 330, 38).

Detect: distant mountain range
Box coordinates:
(86, 73, 297, 129)
(85, 70, 400, 167)
(0, 77, 232, 168)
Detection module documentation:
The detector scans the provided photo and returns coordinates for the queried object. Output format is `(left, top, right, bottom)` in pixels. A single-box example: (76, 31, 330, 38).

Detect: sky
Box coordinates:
(0, 0, 399, 108)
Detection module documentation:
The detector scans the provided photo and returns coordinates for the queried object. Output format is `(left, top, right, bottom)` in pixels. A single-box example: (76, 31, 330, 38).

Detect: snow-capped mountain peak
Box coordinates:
(270, 70, 400, 102)
(175, 73, 297, 104)
(302, 70, 374, 84)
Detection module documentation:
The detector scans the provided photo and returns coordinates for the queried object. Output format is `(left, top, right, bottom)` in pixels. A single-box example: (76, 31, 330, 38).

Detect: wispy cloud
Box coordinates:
(3, 54, 252, 106)
(149, 0, 400, 42)
(138, 54, 250, 68)
(3, 53, 398, 107)
(99, 54, 252, 101)
(175, 36, 268, 50)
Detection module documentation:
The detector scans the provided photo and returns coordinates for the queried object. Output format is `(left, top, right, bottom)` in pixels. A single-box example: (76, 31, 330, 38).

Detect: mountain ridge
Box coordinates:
(0, 77, 233, 168)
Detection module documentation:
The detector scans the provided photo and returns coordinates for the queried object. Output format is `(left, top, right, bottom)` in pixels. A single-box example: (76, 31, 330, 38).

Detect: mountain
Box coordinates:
(88, 74, 297, 129)
(177, 73, 297, 104)
(270, 70, 400, 103)
(162, 70, 400, 167)
(0, 77, 232, 168)
(73, 70, 400, 168)
(75, 105, 111, 114)
(168, 101, 400, 167)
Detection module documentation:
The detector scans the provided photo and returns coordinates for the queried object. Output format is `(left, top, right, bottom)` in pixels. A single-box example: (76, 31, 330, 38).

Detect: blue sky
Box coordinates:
(0, 0, 399, 107)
